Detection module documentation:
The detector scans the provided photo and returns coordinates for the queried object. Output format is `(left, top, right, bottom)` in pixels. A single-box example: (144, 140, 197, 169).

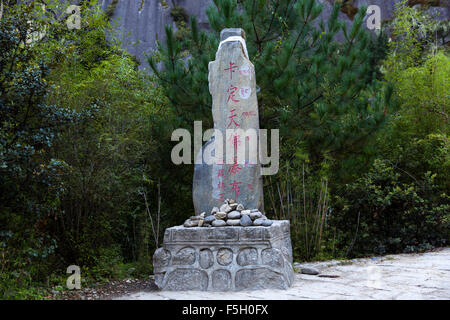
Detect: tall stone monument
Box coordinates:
(153, 28, 294, 291)
(193, 28, 264, 216)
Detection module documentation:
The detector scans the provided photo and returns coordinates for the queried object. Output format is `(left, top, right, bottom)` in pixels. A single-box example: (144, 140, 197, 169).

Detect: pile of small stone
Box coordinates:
(183, 199, 273, 228)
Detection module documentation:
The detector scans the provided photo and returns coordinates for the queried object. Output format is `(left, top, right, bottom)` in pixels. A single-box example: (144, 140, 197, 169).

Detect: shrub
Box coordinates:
(332, 159, 449, 256)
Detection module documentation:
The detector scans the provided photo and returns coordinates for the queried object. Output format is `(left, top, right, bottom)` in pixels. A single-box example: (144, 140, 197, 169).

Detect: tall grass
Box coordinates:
(266, 162, 336, 261)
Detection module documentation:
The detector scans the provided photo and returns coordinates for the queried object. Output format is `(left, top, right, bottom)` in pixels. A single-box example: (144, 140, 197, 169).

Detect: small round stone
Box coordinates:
(227, 210, 241, 219)
(252, 218, 265, 226)
(173, 247, 196, 265)
(199, 249, 214, 269)
(220, 203, 233, 213)
(153, 248, 171, 267)
(214, 212, 227, 220)
(217, 248, 233, 266)
(250, 209, 259, 212)
(212, 219, 227, 227)
(241, 209, 251, 215)
(261, 219, 273, 227)
(204, 215, 216, 223)
(226, 219, 241, 226)
(184, 219, 198, 227)
(212, 270, 232, 291)
(240, 215, 253, 227)
(236, 204, 244, 211)
(237, 248, 258, 266)
(301, 267, 320, 275)
(250, 211, 263, 220)
(261, 248, 284, 268)
(211, 207, 219, 215)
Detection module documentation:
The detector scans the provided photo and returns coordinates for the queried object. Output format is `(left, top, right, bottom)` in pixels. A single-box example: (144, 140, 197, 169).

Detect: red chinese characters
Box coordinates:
(214, 60, 255, 201)
(227, 132, 242, 148)
(230, 180, 242, 199)
(227, 85, 239, 103)
(239, 87, 251, 99)
(242, 110, 256, 118)
(228, 160, 241, 175)
(228, 134, 241, 175)
(227, 109, 239, 128)
(224, 62, 238, 80)
(239, 64, 251, 77)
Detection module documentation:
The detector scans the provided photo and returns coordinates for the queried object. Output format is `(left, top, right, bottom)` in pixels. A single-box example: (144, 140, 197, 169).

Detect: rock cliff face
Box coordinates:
(99, 0, 212, 70)
(99, 0, 448, 69)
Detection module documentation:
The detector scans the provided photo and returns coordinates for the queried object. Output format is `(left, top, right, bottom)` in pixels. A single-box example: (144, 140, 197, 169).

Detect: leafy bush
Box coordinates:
(0, 2, 169, 297)
(332, 159, 449, 256)
(329, 1, 450, 258)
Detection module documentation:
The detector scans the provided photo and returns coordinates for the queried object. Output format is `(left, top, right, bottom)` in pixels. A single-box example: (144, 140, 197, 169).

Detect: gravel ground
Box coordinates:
(51, 278, 159, 300)
(51, 248, 449, 300)
(116, 247, 450, 300)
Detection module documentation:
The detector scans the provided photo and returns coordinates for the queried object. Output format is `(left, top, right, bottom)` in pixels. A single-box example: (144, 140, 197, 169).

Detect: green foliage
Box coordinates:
(149, 18, 217, 125)
(332, 159, 449, 256)
(383, 1, 449, 136)
(385, 51, 449, 137)
(150, 0, 393, 194)
(0, 2, 87, 296)
(0, 1, 168, 298)
(267, 161, 338, 261)
(376, 3, 449, 191)
(170, 5, 189, 26)
(105, 0, 119, 20)
(45, 49, 172, 268)
(383, 0, 448, 81)
(149, 0, 396, 261)
(0, 0, 448, 300)
(150, 0, 447, 262)
(331, 2, 449, 258)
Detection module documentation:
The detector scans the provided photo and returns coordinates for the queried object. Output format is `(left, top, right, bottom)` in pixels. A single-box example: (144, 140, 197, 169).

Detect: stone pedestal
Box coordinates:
(153, 220, 294, 291)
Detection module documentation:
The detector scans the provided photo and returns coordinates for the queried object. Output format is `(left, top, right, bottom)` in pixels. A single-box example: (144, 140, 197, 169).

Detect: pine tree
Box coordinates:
(149, 0, 393, 174)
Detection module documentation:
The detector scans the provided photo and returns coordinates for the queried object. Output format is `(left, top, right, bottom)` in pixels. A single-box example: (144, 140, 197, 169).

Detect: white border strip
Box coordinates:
(218, 36, 249, 59)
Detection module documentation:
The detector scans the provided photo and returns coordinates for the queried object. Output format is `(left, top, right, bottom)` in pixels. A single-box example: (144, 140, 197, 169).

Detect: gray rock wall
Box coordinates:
(100, 0, 212, 70)
(100, 0, 172, 70)
(99, 1, 448, 69)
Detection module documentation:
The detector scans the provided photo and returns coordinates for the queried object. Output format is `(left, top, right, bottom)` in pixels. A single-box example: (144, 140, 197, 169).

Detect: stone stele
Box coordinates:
(153, 220, 294, 291)
(153, 28, 294, 292)
(193, 28, 264, 215)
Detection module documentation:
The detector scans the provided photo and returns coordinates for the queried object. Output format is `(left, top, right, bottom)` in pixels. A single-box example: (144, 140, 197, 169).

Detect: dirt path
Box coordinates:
(51, 278, 158, 300)
(116, 248, 450, 300)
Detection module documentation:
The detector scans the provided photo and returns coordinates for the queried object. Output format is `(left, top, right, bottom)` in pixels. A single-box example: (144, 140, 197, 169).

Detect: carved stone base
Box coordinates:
(152, 220, 294, 291)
